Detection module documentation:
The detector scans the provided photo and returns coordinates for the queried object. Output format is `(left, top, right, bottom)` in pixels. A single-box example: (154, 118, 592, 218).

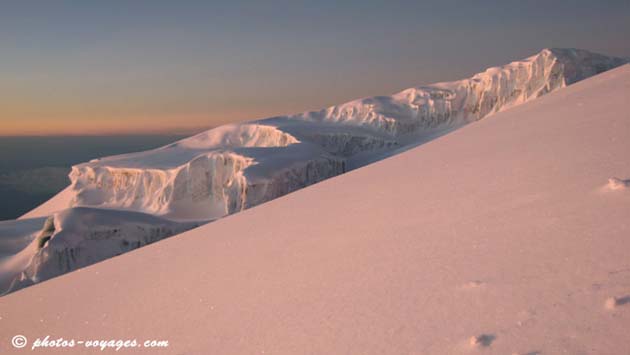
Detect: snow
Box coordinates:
(0, 217, 45, 257)
(0, 63, 628, 354)
(20, 186, 74, 220)
(1, 207, 199, 295)
(607, 177, 630, 191)
(3, 47, 627, 298)
(21, 48, 628, 222)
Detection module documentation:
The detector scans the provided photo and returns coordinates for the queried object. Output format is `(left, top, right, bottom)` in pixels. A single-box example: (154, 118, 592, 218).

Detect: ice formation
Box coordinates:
(60, 48, 629, 220)
(0, 207, 198, 295)
(1, 48, 626, 295)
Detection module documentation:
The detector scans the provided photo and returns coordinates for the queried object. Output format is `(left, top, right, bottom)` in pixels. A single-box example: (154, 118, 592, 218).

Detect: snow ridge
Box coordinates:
(2, 49, 626, 295)
(60, 48, 626, 221)
(1, 208, 198, 295)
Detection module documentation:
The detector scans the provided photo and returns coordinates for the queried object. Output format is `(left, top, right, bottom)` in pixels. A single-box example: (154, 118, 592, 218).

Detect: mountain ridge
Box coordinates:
(2, 64, 629, 353)
(3, 48, 627, 295)
(46, 48, 628, 220)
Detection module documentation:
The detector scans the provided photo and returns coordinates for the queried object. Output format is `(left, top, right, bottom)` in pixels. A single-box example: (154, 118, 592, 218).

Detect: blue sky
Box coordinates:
(1, 0, 629, 135)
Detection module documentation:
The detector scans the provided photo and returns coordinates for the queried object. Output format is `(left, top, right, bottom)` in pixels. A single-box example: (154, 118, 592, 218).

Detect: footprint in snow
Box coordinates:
(605, 295, 630, 310)
(461, 280, 485, 290)
(469, 334, 495, 347)
(606, 177, 630, 191)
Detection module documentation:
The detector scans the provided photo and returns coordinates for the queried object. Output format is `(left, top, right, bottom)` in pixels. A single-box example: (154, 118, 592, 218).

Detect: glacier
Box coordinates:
(0, 207, 199, 295)
(58, 48, 627, 221)
(1, 48, 627, 295)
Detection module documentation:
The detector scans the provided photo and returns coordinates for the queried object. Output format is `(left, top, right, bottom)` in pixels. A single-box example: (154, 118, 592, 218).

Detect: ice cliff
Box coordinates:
(63, 48, 626, 220)
(1, 207, 198, 295)
(1, 48, 627, 296)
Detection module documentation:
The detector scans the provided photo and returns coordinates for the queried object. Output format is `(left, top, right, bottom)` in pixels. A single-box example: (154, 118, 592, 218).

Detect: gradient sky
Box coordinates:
(1, 0, 629, 136)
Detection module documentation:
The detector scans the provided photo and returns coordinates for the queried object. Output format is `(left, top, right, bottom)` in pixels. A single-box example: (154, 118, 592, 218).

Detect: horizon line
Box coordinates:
(0, 127, 214, 138)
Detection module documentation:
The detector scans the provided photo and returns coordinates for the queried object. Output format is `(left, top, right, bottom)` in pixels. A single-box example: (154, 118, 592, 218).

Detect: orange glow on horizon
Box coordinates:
(0, 108, 293, 136)
(1, 119, 210, 136)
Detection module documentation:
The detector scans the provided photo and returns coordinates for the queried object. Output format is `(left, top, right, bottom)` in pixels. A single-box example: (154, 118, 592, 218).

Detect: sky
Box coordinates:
(1, 0, 629, 136)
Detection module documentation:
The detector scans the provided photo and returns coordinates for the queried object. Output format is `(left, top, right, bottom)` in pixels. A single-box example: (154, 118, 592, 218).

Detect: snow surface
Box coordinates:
(20, 186, 74, 220)
(22, 48, 628, 221)
(4, 47, 627, 297)
(1, 63, 629, 354)
(0, 208, 199, 295)
(0, 217, 46, 258)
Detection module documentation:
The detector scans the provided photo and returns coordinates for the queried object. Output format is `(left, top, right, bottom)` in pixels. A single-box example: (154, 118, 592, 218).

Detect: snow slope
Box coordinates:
(1, 64, 628, 354)
(22, 48, 628, 221)
(0, 208, 199, 295)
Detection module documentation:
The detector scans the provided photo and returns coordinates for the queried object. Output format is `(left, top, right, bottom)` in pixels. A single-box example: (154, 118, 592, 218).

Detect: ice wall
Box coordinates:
(1, 208, 198, 295)
(60, 49, 628, 220)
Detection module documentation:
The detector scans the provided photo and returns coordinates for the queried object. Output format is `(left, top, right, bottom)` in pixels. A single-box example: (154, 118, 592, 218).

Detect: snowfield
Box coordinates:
(0, 58, 628, 353)
(22, 48, 628, 222)
(0, 208, 200, 295)
(1, 48, 627, 297)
